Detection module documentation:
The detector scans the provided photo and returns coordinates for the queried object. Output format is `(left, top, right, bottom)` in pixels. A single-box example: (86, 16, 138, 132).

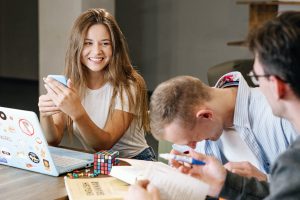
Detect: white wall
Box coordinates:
(39, 0, 115, 94)
(279, 5, 300, 12)
(117, 0, 252, 91)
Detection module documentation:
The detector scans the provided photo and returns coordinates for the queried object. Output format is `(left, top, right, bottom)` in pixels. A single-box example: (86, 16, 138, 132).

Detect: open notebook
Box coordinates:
(110, 159, 209, 200)
(0, 106, 93, 176)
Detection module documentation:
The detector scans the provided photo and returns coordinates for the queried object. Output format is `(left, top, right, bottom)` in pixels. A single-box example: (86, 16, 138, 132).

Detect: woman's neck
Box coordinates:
(87, 71, 106, 89)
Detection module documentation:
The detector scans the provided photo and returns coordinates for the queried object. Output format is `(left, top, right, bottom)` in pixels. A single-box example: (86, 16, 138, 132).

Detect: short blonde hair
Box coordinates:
(150, 76, 211, 139)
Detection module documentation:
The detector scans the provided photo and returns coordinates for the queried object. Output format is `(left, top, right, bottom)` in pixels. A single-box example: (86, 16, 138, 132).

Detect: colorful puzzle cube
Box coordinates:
(93, 150, 119, 175)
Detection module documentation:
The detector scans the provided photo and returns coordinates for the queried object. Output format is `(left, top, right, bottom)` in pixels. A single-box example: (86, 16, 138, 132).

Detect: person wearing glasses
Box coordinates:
(149, 70, 297, 183)
(173, 11, 300, 199)
(125, 70, 297, 199)
(125, 11, 300, 200)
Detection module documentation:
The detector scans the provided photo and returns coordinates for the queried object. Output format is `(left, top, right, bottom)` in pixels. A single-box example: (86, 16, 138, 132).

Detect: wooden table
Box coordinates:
(0, 165, 67, 200)
(0, 158, 129, 200)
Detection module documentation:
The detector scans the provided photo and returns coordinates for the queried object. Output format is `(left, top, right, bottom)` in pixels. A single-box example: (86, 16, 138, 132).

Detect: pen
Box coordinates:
(159, 153, 206, 165)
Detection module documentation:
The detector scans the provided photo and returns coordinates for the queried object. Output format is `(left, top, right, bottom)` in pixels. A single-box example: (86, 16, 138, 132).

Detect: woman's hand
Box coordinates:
(43, 77, 85, 120)
(38, 94, 61, 117)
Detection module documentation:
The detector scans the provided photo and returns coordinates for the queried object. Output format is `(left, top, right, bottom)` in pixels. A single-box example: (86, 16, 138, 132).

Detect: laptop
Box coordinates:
(0, 106, 94, 176)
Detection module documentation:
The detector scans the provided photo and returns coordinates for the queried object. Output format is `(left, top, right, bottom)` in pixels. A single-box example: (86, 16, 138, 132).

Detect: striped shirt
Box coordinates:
(195, 72, 298, 173)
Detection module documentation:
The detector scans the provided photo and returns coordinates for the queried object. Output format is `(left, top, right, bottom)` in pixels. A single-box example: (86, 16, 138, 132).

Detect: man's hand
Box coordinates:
(168, 149, 186, 168)
(124, 180, 160, 200)
(224, 161, 267, 181)
(179, 150, 227, 197)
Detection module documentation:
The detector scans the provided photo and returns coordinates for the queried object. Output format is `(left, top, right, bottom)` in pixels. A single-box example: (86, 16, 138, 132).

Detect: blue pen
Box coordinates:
(159, 153, 206, 165)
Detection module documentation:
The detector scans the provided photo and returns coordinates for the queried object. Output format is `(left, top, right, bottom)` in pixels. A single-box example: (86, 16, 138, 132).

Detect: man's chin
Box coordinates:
(208, 136, 219, 141)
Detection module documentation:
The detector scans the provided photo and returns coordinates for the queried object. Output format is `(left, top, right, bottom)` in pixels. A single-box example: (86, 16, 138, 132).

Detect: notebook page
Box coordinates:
(143, 162, 209, 200)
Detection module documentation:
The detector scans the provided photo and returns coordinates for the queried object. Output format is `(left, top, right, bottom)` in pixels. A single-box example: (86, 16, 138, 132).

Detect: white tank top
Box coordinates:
(73, 82, 148, 158)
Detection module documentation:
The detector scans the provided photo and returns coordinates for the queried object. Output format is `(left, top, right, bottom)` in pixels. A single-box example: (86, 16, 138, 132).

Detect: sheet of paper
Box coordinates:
(110, 165, 145, 184)
(118, 158, 154, 167)
(64, 177, 129, 200)
(143, 162, 209, 200)
(110, 159, 209, 200)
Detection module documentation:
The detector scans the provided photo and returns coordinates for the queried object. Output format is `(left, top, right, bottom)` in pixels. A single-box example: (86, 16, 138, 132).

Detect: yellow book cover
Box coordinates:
(64, 177, 129, 200)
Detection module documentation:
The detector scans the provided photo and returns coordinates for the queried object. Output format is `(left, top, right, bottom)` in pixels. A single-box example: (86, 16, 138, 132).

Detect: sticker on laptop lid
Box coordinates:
(0, 111, 7, 120)
(28, 152, 40, 163)
(19, 119, 34, 136)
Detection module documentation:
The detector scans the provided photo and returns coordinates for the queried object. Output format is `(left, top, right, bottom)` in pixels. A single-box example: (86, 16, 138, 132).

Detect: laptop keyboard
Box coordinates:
(52, 154, 87, 168)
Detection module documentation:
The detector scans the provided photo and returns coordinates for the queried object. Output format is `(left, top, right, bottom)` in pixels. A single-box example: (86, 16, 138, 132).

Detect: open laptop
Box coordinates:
(0, 106, 94, 176)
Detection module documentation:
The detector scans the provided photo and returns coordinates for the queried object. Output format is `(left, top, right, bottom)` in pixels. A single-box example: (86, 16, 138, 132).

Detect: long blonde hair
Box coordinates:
(64, 8, 150, 133)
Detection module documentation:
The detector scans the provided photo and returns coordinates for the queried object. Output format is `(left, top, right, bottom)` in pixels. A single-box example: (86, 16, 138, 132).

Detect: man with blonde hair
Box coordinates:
(150, 71, 296, 182)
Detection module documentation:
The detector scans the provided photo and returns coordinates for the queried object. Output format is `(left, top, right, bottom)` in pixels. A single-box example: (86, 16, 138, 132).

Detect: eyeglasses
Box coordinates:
(247, 70, 271, 86)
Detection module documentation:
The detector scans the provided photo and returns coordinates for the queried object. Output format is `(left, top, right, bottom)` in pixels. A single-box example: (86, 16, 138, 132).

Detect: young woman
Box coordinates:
(38, 8, 155, 160)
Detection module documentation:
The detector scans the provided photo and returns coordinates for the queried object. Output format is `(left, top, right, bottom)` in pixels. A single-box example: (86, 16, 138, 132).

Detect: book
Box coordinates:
(64, 176, 129, 200)
(110, 158, 209, 200)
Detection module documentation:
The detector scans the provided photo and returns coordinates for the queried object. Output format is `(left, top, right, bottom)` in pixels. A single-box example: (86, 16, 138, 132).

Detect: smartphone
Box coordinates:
(48, 75, 68, 86)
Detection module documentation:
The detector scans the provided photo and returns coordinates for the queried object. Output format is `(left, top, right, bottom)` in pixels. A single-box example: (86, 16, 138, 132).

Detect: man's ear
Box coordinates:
(195, 109, 213, 120)
(269, 76, 286, 99)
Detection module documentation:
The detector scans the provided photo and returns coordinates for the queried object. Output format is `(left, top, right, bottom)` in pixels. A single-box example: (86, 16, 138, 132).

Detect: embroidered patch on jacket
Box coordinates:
(216, 73, 240, 88)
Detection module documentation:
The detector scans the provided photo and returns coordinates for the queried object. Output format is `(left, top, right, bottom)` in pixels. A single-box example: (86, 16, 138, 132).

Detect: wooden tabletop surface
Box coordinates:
(0, 165, 68, 200)
(0, 157, 130, 200)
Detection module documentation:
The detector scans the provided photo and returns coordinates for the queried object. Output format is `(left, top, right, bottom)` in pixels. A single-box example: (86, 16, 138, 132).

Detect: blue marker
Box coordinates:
(159, 153, 206, 165)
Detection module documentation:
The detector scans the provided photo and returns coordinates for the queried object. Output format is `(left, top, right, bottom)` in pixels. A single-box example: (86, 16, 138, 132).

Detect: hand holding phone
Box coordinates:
(47, 75, 68, 86)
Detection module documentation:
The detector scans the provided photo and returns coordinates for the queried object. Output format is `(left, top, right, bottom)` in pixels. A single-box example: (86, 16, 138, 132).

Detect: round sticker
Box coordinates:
(35, 137, 42, 144)
(43, 159, 50, 171)
(28, 152, 40, 163)
(0, 111, 7, 120)
(19, 119, 34, 136)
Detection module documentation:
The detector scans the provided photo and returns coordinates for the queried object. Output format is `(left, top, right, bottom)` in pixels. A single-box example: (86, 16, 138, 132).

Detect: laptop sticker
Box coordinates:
(43, 159, 51, 171)
(19, 119, 34, 136)
(0, 157, 7, 163)
(1, 147, 11, 159)
(28, 152, 40, 163)
(0, 111, 7, 120)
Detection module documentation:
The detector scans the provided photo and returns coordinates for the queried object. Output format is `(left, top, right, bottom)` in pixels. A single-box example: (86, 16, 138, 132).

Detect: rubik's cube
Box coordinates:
(93, 150, 119, 175)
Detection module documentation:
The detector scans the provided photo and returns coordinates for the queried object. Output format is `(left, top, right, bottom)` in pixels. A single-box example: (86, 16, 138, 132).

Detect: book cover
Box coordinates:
(64, 176, 129, 200)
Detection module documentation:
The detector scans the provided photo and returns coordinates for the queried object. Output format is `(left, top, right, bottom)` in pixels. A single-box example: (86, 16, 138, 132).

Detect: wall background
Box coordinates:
(116, 0, 252, 90)
(0, 0, 38, 80)
(2, 0, 300, 154)
(39, 0, 115, 94)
